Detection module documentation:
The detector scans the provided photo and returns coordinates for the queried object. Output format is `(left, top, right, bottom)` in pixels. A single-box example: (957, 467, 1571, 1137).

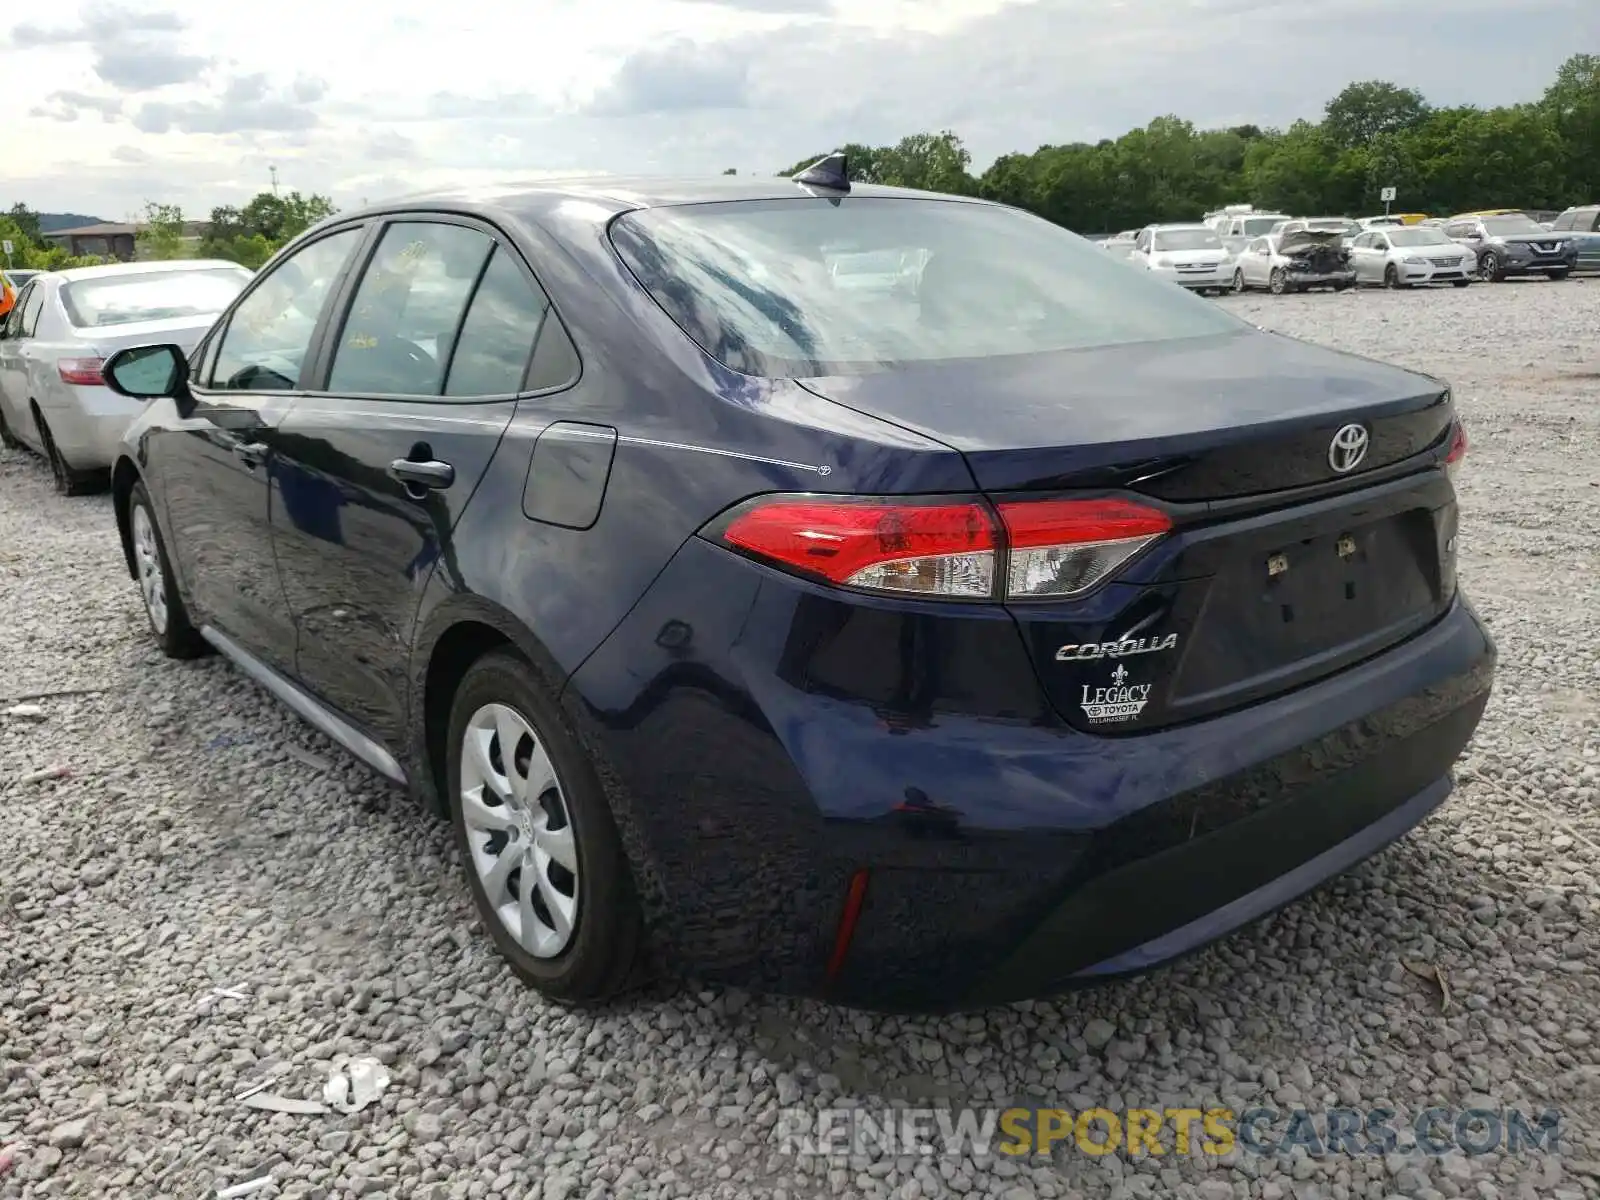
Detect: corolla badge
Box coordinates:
(1328, 423, 1370, 474)
(1055, 633, 1178, 662)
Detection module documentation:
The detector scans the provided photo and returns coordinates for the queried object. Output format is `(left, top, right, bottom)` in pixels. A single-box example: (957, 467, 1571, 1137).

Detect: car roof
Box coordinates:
(1149, 223, 1216, 232)
(333, 175, 992, 228)
(55, 258, 248, 283)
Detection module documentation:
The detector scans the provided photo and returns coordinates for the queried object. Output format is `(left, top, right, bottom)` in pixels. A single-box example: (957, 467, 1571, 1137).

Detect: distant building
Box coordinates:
(43, 220, 212, 262)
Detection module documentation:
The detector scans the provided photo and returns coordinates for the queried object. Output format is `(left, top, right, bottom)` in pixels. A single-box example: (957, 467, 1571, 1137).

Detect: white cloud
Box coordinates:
(1, 0, 1585, 220)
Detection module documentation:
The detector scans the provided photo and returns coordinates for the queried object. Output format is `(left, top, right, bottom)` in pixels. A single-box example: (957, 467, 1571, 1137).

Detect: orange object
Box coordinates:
(0, 272, 15, 321)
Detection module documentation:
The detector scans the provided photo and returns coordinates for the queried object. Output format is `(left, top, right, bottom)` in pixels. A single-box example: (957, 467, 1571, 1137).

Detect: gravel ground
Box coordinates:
(3, 278, 1599, 1200)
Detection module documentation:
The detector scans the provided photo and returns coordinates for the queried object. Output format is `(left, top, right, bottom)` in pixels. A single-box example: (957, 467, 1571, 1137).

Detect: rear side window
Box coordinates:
(62, 267, 250, 329)
(443, 247, 549, 396)
(610, 197, 1242, 378)
(1553, 212, 1576, 231)
(19, 283, 46, 337)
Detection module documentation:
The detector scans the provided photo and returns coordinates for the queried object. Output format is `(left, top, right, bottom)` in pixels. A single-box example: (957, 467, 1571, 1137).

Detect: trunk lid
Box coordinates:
(799, 330, 1459, 732)
(72, 315, 221, 359)
(798, 329, 1449, 494)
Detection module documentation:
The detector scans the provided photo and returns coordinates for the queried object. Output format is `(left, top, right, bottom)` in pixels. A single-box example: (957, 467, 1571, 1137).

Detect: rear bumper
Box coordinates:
(567, 538, 1494, 1012)
(43, 386, 144, 470)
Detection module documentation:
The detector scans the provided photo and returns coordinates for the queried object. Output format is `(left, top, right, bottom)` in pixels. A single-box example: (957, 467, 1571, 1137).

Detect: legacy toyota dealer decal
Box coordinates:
(1081, 664, 1152, 724)
(1054, 633, 1178, 662)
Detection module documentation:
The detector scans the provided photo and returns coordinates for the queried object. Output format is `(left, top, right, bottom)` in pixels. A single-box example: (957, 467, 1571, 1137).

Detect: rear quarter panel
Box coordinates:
(406, 198, 975, 776)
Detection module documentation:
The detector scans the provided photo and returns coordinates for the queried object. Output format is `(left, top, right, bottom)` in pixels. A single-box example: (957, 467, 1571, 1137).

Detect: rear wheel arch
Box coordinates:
(413, 601, 572, 819)
(112, 457, 142, 580)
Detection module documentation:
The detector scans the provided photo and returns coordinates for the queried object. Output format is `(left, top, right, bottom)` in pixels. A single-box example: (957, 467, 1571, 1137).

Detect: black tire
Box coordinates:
(1269, 268, 1288, 295)
(446, 649, 645, 1004)
(1383, 264, 1403, 289)
(128, 481, 208, 659)
(1333, 281, 1353, 292)
(1479, 251, 1503, 283)
(1546, 269, 1571, 281)
(34, 409, 99, 496)
(1452, 280, 1472, 288)
(0, 404, 20, 450)
(1230, 269, 1244, 294)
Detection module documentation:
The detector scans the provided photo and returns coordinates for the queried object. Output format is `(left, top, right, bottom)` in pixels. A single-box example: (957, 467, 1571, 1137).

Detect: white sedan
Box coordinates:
(1129, 225, 1235, 293)
(1348, 227, 1474, 288)
(0, 260, 250, 493)
(1232, 231, 1357, 294)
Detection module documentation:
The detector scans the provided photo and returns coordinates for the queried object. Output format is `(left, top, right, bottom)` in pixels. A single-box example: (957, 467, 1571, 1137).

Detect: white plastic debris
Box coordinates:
(323, 1057, 390, 1114)
(3, 703, 46, 721)
(214, 1175, 274, 1198)
(239, 1093, 327, 1116)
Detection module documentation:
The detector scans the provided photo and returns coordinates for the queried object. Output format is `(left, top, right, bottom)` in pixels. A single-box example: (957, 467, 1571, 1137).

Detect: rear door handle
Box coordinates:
(234, 441, 268, 468)
(388, 458, 455, 492)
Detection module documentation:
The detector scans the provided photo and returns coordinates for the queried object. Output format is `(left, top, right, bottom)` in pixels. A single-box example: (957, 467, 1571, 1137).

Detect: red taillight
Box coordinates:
(720, 497, 997, 598)
(998, 497, 1173, 600)
(57, 357, 105, 386)
(715, 493, 1172, 601)
(1444, 420, 1467, 480)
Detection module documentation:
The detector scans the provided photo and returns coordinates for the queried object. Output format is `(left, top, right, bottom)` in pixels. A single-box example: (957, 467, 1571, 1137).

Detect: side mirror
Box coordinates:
(103, 344, 189, 401)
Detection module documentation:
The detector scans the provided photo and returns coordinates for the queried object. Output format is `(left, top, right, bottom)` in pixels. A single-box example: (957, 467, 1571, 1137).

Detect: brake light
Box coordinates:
(999, 497, 1173, 599)
(1444, 420, 1467, 482)
(57, 357, 105, 386)
(720, 497, 996, 598)
(715, 493, 1172, 601)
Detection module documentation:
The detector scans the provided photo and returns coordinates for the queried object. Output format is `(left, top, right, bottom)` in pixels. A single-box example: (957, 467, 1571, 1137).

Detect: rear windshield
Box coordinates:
(610, 198, 1241, 377)
(1240, 217, 1282, 236)
(1152, 229, 1223, 251)
(62, 267, 250, 328)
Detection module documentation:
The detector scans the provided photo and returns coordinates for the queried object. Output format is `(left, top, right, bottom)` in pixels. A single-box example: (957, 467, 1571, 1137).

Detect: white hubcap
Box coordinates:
(132, 504, 168, 635)
(459, 703, 579, 958)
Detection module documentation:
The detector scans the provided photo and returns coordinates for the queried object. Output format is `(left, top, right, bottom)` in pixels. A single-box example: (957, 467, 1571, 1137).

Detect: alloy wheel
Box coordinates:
(1269, 268, 1286, 295)
(1479, 253, 1500, 283)
(132, 503, 169, 636)
(1231, 270, 1244, 294)
(458, 702, 579, 959)
(1384, 265, 1399, 289)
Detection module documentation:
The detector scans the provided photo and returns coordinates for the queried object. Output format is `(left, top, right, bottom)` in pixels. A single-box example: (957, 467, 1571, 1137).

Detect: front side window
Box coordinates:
(443, 247, 549, 397)
(328, 221, 493, 397)
(61, 267, 250, 329)
(211, 228, 363, 391)
(611, 197, 1243, 378)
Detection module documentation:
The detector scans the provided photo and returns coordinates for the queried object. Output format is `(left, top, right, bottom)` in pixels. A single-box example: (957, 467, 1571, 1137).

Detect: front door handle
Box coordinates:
(234, 441, 268, 468)
(389, 458, 455, 492)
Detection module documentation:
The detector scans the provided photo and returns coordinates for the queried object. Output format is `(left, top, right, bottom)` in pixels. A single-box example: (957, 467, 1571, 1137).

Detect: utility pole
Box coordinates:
(269, 165, 280, 197)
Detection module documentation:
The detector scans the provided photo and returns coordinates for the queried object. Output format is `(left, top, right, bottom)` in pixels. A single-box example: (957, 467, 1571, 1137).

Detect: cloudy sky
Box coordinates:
(5, 0, 1591, 222)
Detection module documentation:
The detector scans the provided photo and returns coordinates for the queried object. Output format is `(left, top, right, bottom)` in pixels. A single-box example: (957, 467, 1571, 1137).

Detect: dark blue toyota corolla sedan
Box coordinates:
(100, 159, 1493, 1011)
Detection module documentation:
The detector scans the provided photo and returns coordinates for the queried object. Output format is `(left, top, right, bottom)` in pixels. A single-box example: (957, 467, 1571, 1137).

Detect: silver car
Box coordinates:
(1233, 231, 1356, 294)
(1348, 226, 1474, 288)
(0, 260, 250, 492)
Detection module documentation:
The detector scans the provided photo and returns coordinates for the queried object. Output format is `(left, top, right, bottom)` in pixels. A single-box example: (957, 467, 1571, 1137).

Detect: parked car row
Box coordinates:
(0, 165, 1495, 1013)
(1096, 202, 1597, 294)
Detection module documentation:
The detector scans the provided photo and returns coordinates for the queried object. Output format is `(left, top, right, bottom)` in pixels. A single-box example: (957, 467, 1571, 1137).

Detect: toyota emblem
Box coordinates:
(1328, 423, 1370, 474)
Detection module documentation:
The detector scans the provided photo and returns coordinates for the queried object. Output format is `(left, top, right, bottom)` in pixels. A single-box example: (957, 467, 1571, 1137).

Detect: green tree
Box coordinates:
(135, 202, 189, 260)
(1323, 81, 1431, 149)
(198, 190, 337, 267)
(1543, 53, 1600, 197)
(7, 203, 43, 246)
